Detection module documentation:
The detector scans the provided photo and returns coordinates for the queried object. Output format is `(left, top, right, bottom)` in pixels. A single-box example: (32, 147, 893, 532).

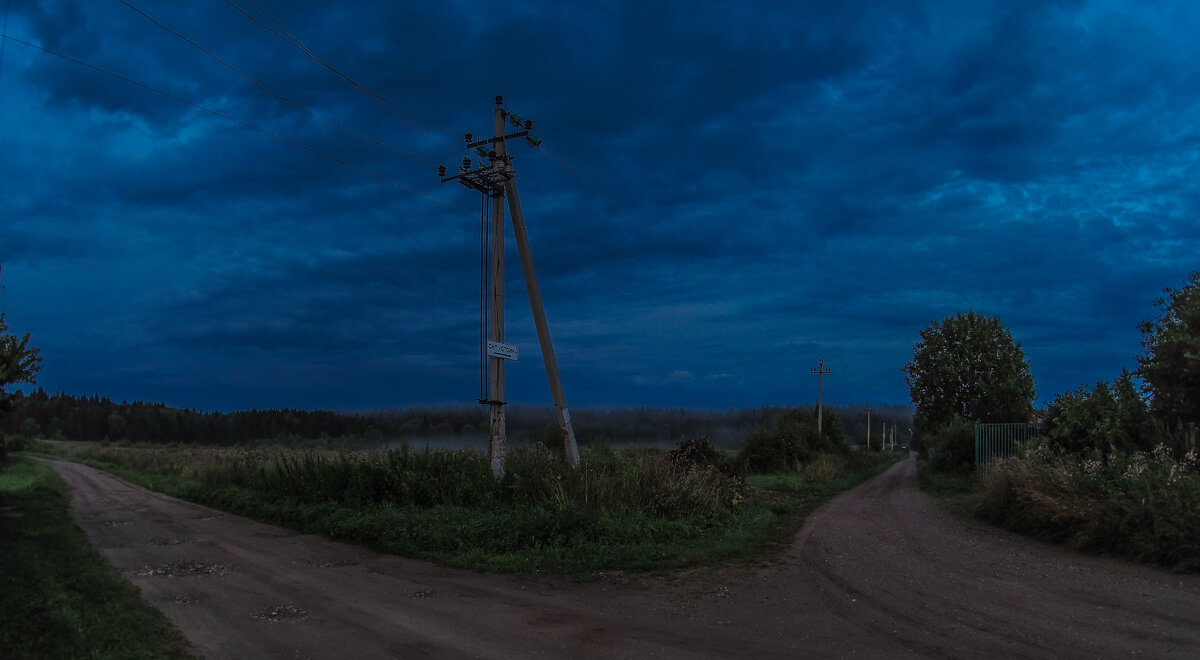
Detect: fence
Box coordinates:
(974, 423, 1039, 470)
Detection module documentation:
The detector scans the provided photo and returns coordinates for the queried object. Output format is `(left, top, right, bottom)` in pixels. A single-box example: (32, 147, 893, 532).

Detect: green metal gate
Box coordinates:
(974, 423, 1038, 470)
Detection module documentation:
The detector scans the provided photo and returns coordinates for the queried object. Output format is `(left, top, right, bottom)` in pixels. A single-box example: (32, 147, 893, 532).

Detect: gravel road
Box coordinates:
(47, 456, 1200, 659)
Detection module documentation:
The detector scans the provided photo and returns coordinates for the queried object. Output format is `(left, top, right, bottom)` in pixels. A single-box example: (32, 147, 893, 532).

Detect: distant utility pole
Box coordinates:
(866, 407, 871, 451)
(440, 96, 580, 476)
(810, 358, 831, 435)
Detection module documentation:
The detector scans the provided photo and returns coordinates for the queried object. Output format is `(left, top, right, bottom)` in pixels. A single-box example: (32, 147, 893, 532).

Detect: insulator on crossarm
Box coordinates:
(461, 157, 471, 171)
(438, 164, 447, 177)
(465, 132, 473, 144)
(495, 95, 503, 106)
(524, 119, 533, 131)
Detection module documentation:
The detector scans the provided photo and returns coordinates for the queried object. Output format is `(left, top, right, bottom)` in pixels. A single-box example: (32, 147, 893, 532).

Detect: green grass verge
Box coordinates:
(0, 456, 199, 660)
(916, 461, 976, 495)
(915, 461, 979, 517)
(30, 443, 899, 576)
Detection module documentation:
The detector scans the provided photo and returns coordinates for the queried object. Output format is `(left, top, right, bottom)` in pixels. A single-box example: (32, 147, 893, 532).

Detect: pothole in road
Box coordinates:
(294, 556, 359, 569)
(143, 536, 189, 546)
(250, 604, 309, 623)
(253, 530, 298, 539)
(170, 593, 209, 604)
(136, 560, 233, 577)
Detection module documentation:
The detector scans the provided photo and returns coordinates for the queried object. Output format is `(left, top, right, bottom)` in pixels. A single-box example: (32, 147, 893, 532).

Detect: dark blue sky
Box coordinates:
(2, 0, 1197, 412)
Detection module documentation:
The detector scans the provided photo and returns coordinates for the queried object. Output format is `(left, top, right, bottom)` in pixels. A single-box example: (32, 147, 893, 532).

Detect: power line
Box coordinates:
(0, 0, 10, 87)
(517, 177, 802, 390)
(523, 140, 842, 396)
(532, 135, 822, 366)
(0, 33, 476, 217)
(117, 0, 439, 166)
(223, 0, 466, 159)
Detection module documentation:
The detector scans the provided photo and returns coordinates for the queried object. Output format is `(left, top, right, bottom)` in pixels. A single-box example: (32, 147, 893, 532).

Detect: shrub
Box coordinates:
(668, 434, 721, 471)
(736, 407, 848, 473)
(977, 441, 1200, 571)
(926, 416, 975, 473)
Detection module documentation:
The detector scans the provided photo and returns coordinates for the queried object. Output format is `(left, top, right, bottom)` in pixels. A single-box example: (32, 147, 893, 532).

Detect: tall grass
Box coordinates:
(31, 440, 755, 573)
(977, 441, 1200, 571)
(33, 441, 740, 519)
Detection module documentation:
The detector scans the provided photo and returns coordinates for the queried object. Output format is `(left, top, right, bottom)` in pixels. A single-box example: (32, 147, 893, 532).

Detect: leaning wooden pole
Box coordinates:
(503, 178, 581, 466)
(486, 104, 508, 478)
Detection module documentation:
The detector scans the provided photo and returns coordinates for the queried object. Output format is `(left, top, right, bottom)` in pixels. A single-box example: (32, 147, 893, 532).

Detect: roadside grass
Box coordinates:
(916, 462, 975, 496)
(0, 456, 199, 660)
(30, 440, 898, 575)
(915, 461, 980, 518)
(974, 443, 1200, 572)
(916, 446, 1200, 573)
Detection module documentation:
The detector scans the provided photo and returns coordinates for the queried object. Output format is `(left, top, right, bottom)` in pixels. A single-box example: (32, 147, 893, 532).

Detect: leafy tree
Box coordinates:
(1044, 369, 1153, 462)
(1137, 271, 1200, 431)
(1, 314, 42, 465)
(902, 311, 1036, 436)
(0, 314, 41, 395)
(1111, 368, 1155, 453)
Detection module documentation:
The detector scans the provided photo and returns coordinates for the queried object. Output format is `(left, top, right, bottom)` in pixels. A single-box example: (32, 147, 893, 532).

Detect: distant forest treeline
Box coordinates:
(2, 389, 913, 449)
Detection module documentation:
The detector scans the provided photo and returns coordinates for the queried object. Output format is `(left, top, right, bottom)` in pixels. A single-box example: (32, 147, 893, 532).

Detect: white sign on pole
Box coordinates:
(486, 341, 519, 361)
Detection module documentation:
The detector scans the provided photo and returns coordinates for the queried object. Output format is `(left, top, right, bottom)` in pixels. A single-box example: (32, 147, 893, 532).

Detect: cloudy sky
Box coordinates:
(1, 0, 1197, 412)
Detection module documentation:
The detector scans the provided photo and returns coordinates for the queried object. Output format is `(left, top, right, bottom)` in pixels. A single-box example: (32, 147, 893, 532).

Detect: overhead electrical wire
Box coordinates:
(524, 135, 855, 396)
(223, 0, 467, 160)
(0, 34, 476, 217)
(116, 0, 439, 166)
(518, 177, 782, 381)
(0, 0, 10, 87)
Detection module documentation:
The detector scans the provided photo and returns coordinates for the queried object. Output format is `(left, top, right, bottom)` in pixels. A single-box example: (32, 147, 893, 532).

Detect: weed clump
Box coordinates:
(668, 434, 722, 471)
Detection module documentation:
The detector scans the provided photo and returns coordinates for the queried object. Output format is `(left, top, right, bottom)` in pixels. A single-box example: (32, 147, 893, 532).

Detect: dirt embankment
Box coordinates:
(47, 457, 1200, 658)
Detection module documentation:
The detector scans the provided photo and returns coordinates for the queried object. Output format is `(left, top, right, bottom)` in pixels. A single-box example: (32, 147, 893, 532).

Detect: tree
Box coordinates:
(1137, 271, 1200, 431)
(902, 311, 1036, 436)
(1, 313, 43, 464)
(1044, 369, 1154, 461)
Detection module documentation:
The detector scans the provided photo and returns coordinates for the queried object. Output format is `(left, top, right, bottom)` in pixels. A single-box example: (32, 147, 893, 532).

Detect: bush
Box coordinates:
(925, 416, 976, 472)
(736, 407, 848, 473)
(668, 434, 721, 471)
(977, 441, 1200, 571)
(536, 425, 567, 457)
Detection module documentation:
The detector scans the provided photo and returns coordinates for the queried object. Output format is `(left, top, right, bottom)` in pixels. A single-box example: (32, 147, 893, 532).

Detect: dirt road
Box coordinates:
(47, 457, 1200, 658)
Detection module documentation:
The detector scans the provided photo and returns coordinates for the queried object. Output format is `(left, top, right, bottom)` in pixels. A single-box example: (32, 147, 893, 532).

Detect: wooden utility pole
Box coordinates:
(810, 358, 831, 435)
(440, 96, 581, 472)
(866, 407, 871, 451)
(486, 102, 508, 478)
